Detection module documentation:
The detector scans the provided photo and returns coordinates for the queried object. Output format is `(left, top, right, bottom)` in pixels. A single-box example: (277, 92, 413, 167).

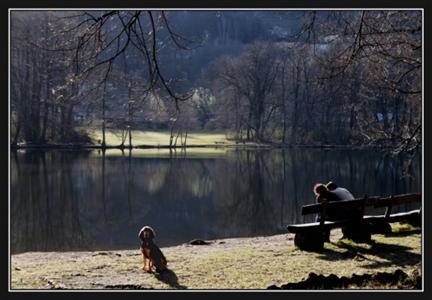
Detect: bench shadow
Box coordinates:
(382, 228, 421, 238)
(317, 234, 421, 269)
(154, 269, 187, 289)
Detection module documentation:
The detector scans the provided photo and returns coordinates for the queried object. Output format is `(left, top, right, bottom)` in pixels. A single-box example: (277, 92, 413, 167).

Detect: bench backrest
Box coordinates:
(372, 193, 421, 208)
(301, 196, 380, 215)
(301, 193, 421, 224)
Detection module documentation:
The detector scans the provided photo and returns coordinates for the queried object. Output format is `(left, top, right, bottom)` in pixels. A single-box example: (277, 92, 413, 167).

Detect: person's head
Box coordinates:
(326, 181, 338, 191)
(313, 183, 328, 196)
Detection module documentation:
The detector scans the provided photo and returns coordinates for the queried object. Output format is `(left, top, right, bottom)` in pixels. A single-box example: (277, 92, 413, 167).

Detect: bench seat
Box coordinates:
(363, 209, 421, 223)
(287, 219, 353, 233)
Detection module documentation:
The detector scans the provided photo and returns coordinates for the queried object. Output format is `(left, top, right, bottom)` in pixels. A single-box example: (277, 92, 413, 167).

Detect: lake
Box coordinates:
(10, 148, 421, 254)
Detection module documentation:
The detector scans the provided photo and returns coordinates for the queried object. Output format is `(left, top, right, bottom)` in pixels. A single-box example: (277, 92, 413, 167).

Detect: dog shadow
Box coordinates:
(154, 269, 187, 289)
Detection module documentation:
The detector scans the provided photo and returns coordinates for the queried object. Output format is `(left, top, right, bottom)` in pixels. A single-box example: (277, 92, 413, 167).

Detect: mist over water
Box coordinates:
(10, 148, 421, 254)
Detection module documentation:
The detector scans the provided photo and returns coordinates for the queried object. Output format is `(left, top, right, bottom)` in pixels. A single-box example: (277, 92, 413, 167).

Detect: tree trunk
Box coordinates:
(30, 50, 42, 142)
(40, 64, 51, 143)
(12, 122, 21, 146)
(101, 83, 106, 148)
(128, 85, 133, 148)
(280, 61, 287, 144)
(290, 63, 300, 144)
(64, 104, 74, 142)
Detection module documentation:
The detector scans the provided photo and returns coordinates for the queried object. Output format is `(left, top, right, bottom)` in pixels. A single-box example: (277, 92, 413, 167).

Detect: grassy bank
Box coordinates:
(11, 223, 421, 290)
(87, 129, 237, 147)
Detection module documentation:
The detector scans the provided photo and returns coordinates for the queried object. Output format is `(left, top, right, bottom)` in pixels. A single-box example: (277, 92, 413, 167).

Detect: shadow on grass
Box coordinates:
(154, 269, 187, 289)
(317, 236, 421, 269)
(383, 228, 421, 238)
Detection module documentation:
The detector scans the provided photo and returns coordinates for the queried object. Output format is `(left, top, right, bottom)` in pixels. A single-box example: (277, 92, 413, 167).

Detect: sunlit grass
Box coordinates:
(87, 128, 235, 146)
(391, 223, 420, 233)
(11, 223, 421, 290)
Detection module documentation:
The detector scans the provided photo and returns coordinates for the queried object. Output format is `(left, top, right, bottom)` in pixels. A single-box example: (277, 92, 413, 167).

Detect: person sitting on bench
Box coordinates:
(313, 183, 342, 204)
(326, 181, 354, 200)
(313, 183, 343, 241)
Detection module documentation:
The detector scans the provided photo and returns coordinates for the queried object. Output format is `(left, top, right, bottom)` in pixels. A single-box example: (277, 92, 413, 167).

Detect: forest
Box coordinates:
(10, 10, 421, 151)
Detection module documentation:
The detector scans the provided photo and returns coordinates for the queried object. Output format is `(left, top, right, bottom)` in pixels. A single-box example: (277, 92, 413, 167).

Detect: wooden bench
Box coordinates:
(287, 193, 421, 251)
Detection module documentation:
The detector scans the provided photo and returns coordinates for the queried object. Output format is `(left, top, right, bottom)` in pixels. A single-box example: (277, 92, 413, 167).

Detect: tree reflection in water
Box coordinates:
(10, 148, 421, 253)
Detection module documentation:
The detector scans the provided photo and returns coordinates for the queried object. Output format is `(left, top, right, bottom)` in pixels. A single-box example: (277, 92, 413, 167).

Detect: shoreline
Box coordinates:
(10, 143, 397, 151)
(11, 224, 421, 290)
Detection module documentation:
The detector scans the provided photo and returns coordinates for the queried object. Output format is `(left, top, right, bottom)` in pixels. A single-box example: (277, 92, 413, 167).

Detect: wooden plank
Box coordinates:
(363, 197, 386, 206)
(301, 203, 321, 215)
(373, 193, 421, 208)
(287, 219, 353, 233)
(386, 209, 421, 222)
(301, 197, 381, 215)
(301, 193, 420, 215)
(362, 209, 420, 223)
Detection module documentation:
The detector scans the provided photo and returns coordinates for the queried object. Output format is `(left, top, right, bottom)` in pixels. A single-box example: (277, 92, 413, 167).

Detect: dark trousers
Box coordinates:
(315, 215, 331, 242)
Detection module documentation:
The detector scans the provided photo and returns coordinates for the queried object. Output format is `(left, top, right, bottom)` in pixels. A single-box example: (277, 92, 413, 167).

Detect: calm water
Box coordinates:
(10, 148, 421, 254)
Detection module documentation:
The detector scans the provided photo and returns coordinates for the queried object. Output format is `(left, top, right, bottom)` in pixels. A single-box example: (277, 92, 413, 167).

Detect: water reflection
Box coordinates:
(10, 148, 421, 254)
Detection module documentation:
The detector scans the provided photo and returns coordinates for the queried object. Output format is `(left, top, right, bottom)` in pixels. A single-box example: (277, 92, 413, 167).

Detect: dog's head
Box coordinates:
(138, 226, 156, 241)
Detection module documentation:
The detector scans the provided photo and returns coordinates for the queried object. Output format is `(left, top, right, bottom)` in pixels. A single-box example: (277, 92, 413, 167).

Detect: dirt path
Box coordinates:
(11, 224, 421, 290)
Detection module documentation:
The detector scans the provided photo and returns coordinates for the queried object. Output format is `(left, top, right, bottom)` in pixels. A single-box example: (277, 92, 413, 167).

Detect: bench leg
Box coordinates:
(406, 212, 421, 227)
(368, 222, 392, 234)
(342, 225, 372, 243)
(294, 231, 325, 251)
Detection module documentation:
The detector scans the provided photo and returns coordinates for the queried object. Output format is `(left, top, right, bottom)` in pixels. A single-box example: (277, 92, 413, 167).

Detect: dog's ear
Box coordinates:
(138, 228, 144, 240)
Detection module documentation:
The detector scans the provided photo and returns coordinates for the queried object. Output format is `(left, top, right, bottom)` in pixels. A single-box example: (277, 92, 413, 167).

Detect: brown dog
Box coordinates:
(138, 226, 167, 273)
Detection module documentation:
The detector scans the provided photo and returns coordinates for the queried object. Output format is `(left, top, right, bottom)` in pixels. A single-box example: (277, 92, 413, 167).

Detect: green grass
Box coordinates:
(87, 129, 235, 146)
(11, 224, 421, 290)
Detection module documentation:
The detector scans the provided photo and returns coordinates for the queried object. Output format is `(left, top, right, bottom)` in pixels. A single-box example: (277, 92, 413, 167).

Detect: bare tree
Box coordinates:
(294, 10, 421, 151)
(11, 10, 198, 146)
(61, 11, 196, 108)
(211, 43, 280, 142)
